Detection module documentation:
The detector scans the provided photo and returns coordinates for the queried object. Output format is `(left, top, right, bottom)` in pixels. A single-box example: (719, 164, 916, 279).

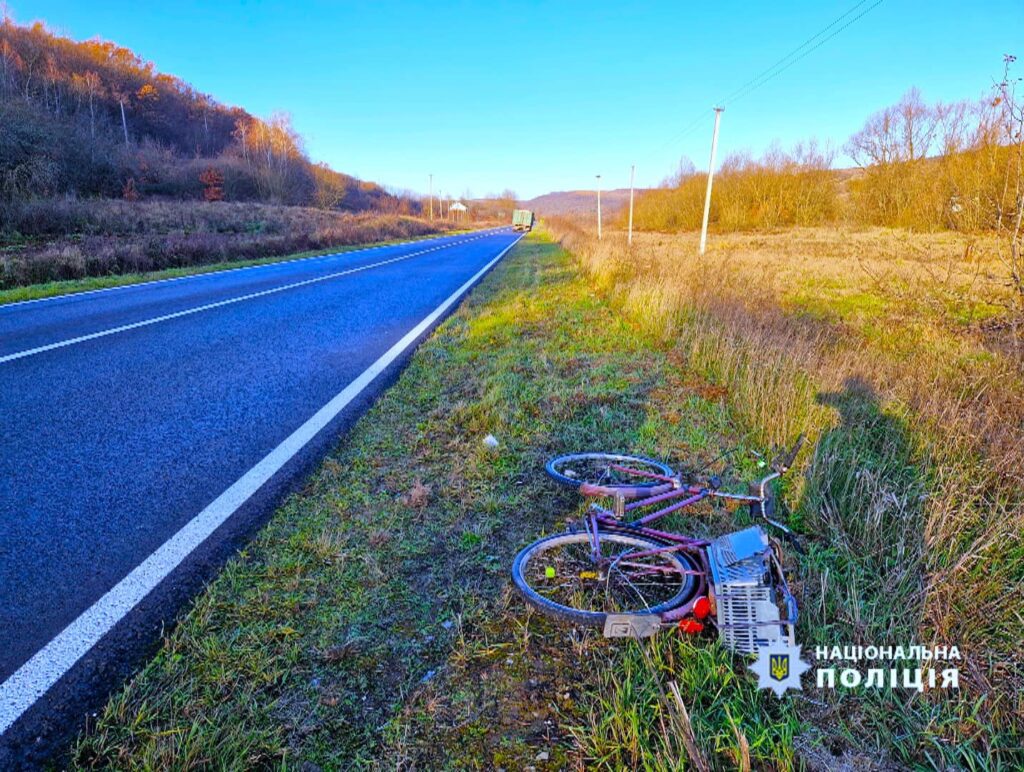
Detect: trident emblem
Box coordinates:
(770, 654, 790, 681)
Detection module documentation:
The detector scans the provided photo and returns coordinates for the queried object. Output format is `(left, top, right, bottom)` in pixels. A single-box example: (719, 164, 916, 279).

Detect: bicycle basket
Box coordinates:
(706, 527, 795, 654)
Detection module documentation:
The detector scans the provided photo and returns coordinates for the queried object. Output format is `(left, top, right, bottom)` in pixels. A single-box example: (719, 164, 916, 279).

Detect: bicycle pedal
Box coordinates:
(603, 614, 662, 638)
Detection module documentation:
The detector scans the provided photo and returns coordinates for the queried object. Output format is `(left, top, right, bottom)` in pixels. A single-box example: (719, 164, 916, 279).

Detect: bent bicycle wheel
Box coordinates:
(545, 452, 675, 497)
(511, 531, 699, 627)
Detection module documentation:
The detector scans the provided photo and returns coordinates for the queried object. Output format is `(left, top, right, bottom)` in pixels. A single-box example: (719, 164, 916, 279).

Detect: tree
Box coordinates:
(496, 188, 518, 217)
(43, 53, 60, 115)
(199, 166, 224, 201)
(311, 162, 347, 209)
(994, 55, 1024, 325)
(81, 70, 101, 138)
(122, 176, 138, 201)
(847, 88, 939, 166)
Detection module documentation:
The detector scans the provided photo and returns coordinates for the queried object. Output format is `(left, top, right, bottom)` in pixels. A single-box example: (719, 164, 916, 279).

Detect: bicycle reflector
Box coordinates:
(692, 596, 711, 620)
(678, 619, 704, 635)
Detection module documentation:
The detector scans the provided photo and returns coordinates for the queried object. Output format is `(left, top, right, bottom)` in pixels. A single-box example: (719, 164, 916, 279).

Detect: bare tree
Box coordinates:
(994, 55, 1024, 318)
(43, 53, 60, 115)
(81, 70, 100, 138)
(0, 38, 20, 97)
(847, 89, 938, 166)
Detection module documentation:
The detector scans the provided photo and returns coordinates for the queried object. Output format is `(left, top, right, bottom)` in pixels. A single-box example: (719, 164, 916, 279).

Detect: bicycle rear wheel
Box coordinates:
(545, 452, 675, 497)
(511, 531, 698, 627)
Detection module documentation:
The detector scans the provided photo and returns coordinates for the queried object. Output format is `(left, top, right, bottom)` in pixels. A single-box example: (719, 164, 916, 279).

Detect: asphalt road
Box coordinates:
(0, 227, 521, 764)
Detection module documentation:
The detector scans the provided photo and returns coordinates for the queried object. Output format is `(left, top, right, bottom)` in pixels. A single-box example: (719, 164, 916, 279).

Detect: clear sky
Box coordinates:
(11, 1, 1023, 199)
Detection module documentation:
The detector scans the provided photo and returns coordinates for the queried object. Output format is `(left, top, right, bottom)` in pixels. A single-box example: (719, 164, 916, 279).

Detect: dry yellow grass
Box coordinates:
(549, 218, 1024, 741)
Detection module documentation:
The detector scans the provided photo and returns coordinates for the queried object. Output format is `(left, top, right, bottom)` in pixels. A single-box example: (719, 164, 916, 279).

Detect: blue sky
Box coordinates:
(13, 1, 1023, 199)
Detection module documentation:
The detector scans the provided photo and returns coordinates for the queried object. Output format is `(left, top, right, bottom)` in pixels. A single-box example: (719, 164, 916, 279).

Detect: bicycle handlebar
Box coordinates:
(772, 434, 805, 473)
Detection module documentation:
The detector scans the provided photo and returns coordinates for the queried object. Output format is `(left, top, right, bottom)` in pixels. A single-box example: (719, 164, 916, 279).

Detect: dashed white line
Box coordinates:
(0, 227, 504, 311)
(0, 231, 500, 365)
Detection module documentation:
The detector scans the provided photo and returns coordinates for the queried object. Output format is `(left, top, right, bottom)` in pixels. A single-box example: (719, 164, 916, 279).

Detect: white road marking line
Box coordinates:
(0, 231, 499, 365)
(0, 227, 505, 311)
(0, 232, 524, 735)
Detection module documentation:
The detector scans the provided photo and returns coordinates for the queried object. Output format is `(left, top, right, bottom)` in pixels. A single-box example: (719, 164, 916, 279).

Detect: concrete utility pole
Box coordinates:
(628, 164, 636, 246)
(429, 174, 434, 221)
(699, 108, 723, 256)
(596, 174, 602, 240)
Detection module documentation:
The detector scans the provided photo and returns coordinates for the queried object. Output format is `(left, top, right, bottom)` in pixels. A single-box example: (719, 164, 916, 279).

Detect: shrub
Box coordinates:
(630, 141, 838, 232)
(0, 199, 462, 288)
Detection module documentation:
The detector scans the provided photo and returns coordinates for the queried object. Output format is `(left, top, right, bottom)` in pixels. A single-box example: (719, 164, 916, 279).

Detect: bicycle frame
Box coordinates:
(580, 462, 798, 626)
(590, 461, 797, 536)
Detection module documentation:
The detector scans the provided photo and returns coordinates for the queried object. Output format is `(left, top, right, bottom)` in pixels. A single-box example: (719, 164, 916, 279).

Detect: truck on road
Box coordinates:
(512, 209, 535, 232)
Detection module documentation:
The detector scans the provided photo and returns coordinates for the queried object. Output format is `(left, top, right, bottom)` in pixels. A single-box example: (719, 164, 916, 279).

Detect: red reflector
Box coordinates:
(677, 619, 704, 635)
(692, 596, 711, 620)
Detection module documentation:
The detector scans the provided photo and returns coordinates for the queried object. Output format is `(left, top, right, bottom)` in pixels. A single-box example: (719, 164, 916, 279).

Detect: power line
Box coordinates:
(724, 0, 886, 108)
(719, 0, 875, 106)
(650, 109, 714, 158)
(643, 0, 886, 170)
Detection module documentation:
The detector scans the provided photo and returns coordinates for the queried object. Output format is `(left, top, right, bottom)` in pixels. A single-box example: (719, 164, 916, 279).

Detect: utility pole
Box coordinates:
(596, 174, 602, 240)
(699, 108, 723, 256)
(429, 174, 434, 221)
(628, 164, 635, 246)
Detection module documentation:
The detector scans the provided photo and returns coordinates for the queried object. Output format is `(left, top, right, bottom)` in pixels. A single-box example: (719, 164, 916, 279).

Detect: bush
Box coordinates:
(844, 89, 1017, 230)
(0, 199, 461, 288)
(631, 141, 838, 232)
(632, 85, 1022, 235)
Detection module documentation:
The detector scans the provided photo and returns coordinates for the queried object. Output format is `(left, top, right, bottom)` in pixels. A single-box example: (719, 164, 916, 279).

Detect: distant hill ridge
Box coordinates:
(522, 188, 636, 216)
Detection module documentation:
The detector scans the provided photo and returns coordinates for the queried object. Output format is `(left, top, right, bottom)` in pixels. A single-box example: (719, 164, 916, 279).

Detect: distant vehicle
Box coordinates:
(512, 209, 535, 231)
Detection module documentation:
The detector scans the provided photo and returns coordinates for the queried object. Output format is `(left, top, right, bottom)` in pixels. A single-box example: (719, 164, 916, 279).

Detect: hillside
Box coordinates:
(523, 188, 634, 217)
(0, 19, 411, 212)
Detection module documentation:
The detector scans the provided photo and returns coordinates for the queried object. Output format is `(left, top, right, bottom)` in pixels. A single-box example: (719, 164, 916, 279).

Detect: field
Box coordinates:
(68, 225, 1023, 769)
(0, 199, 469, 299)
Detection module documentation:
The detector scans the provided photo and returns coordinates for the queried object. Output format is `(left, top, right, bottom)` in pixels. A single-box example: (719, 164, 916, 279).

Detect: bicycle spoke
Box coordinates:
(548, 453, 674, 492)
(522, 536, 690, 614)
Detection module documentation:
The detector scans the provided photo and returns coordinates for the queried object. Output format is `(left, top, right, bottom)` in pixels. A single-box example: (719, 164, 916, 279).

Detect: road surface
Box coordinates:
(0, 227, 522, 764)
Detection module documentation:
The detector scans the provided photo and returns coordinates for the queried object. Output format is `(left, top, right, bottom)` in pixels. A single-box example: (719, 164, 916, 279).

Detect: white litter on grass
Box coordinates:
(483, 434, 499, 449)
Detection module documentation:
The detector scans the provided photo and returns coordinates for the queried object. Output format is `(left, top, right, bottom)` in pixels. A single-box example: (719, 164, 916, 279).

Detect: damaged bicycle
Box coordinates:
(511, 437, 805, 654)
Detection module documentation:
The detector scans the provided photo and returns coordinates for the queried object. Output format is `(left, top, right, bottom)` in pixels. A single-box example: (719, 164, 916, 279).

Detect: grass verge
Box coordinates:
(71, 231, 1022, 769)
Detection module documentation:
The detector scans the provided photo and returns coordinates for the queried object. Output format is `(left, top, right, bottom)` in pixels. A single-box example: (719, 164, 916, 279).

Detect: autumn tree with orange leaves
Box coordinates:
(199, 167, 224, 201)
